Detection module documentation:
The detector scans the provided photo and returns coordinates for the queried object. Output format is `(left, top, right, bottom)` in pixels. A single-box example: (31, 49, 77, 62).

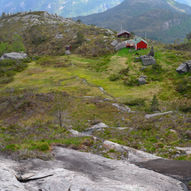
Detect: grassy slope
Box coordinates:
(0, 47, 191, 160)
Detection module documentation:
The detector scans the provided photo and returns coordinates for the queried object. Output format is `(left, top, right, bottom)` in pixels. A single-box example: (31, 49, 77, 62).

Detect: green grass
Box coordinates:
(0, 46, 191, 160)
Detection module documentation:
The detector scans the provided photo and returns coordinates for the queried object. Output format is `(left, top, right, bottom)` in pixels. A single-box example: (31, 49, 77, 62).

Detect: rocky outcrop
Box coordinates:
(112, 103, 131, 112)
(114, 41, 127, 51)
(145, 111, 173, 119)
(0, 52, 27, 60)
(176, 61, 191, 74)
(0, 147, 186, 191)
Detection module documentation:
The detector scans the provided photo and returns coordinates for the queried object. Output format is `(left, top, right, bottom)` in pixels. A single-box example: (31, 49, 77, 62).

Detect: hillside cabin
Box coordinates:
(117, 30, 131, 38)
(126, 38, 147, 50)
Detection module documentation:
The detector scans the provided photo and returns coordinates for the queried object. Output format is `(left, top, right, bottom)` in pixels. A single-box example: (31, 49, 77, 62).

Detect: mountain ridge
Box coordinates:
(76, 0, 191, 43)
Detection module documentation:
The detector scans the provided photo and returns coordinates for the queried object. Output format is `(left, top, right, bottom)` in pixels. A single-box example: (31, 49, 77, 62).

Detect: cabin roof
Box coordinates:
(117, 30, 131, 36)
(127, 37, 147, 45)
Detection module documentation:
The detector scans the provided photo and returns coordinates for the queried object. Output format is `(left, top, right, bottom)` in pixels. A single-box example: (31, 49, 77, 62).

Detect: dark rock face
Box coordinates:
(136, 159, 191, 191)
(148, 46, 154, 57)
(176, 61, 191, 74)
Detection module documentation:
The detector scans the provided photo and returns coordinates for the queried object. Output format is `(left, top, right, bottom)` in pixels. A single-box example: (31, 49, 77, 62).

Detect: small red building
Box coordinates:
(117, 30, 131, 38)
(126, 38, 147, 50)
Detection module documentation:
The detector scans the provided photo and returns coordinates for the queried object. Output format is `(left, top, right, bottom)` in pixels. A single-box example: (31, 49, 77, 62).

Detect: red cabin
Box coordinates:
(126, 38, 147, 50)
(135, 40, 147, 50)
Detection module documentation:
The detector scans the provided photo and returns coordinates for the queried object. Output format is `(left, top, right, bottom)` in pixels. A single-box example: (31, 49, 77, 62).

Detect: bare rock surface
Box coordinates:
(103, 140, 161, 163)
(0, 147, 186, 191)
(145, 111, 173, 119)
(176, 61, 191, 74)
(0, 52, 27, 60)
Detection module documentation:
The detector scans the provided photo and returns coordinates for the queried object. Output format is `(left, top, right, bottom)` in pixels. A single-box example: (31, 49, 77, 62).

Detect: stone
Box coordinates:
(113, 103, 131, 112)
(145, 111, 173, 119)
(89, 122, 108, 130)
(55, 34, 63, 39)
(115, 41, 127, 51)
(176, 61, 191, 74)
(141, 55, 156, 66)
(176, 147, 191, 155)
(148, 46, 154, 57)
(138, 76, 147, 85)
(111, 40, 118, 47)
(112, 103, 131, 112)
(0, 52, 27, 60)
(0, 147, 186, 191)
(65, 50, 71, 55)
(69, 129, 91, 137)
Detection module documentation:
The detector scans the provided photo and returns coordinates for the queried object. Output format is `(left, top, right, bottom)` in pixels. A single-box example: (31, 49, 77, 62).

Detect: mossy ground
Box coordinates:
(0, 46, 190, 160)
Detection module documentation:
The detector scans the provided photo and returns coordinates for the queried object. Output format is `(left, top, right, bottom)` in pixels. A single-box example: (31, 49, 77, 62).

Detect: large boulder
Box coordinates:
(111, 40, 118, 47)
(0, 52, 27, 60)
(115, 41, 127, 51)
(176, 61, 191, 74)
(0, 147, 186, 191)
(141, 55, 156, 66)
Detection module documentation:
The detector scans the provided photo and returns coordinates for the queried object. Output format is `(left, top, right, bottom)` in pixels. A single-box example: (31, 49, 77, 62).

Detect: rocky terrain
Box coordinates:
(0, 11, 115, 56)
(0, 10, 191, 191)
(0, 146, 189, 191)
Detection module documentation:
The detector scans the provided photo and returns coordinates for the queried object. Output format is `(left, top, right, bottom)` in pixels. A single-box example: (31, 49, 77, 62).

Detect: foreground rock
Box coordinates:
(176, 61, 191, 74)
(0, 52, 27, 60)
(0, 147, 186, 191)
(136, 159, 191, 190)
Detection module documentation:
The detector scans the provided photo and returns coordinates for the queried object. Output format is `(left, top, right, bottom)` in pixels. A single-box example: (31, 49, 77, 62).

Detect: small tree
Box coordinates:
(53, 92, 70, 128)
(150, 95, 160, 112)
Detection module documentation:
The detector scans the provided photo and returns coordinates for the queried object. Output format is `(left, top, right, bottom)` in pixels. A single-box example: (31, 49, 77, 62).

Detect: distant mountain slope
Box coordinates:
(0, 0, 123, 17)
(76, 0, 191, 43)
(175, 0, 191, 6)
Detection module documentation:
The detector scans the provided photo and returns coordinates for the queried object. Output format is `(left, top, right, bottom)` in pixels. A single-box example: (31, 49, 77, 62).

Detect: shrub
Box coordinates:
(150, 95, 160, 112)
(29, 142, 50, 151)
(175, 77, 191, 97)
(119, 67, 129, 76)
(123, 76, 139, 86)
(109, 74, 121, 81)
(123, 98, 146, 106)
(0, 59, 27, 84)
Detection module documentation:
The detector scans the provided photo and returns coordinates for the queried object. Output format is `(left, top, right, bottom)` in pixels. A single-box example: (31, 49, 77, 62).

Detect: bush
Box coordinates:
(150, 95, 160, 112)
(0, 59, 27, 84)
(123, 76, 139, 86)
(109, 74, 121, 81)
(29, 142, 50, 151)
(123, 98, 146, 106)
(119, 67, 129, 76)
(175, 77, 191, 97)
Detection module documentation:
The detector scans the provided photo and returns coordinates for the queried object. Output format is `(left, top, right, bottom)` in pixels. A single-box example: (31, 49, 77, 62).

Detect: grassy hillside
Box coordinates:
(0, 45, 190, 160)
(0, 11, 115, 57)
